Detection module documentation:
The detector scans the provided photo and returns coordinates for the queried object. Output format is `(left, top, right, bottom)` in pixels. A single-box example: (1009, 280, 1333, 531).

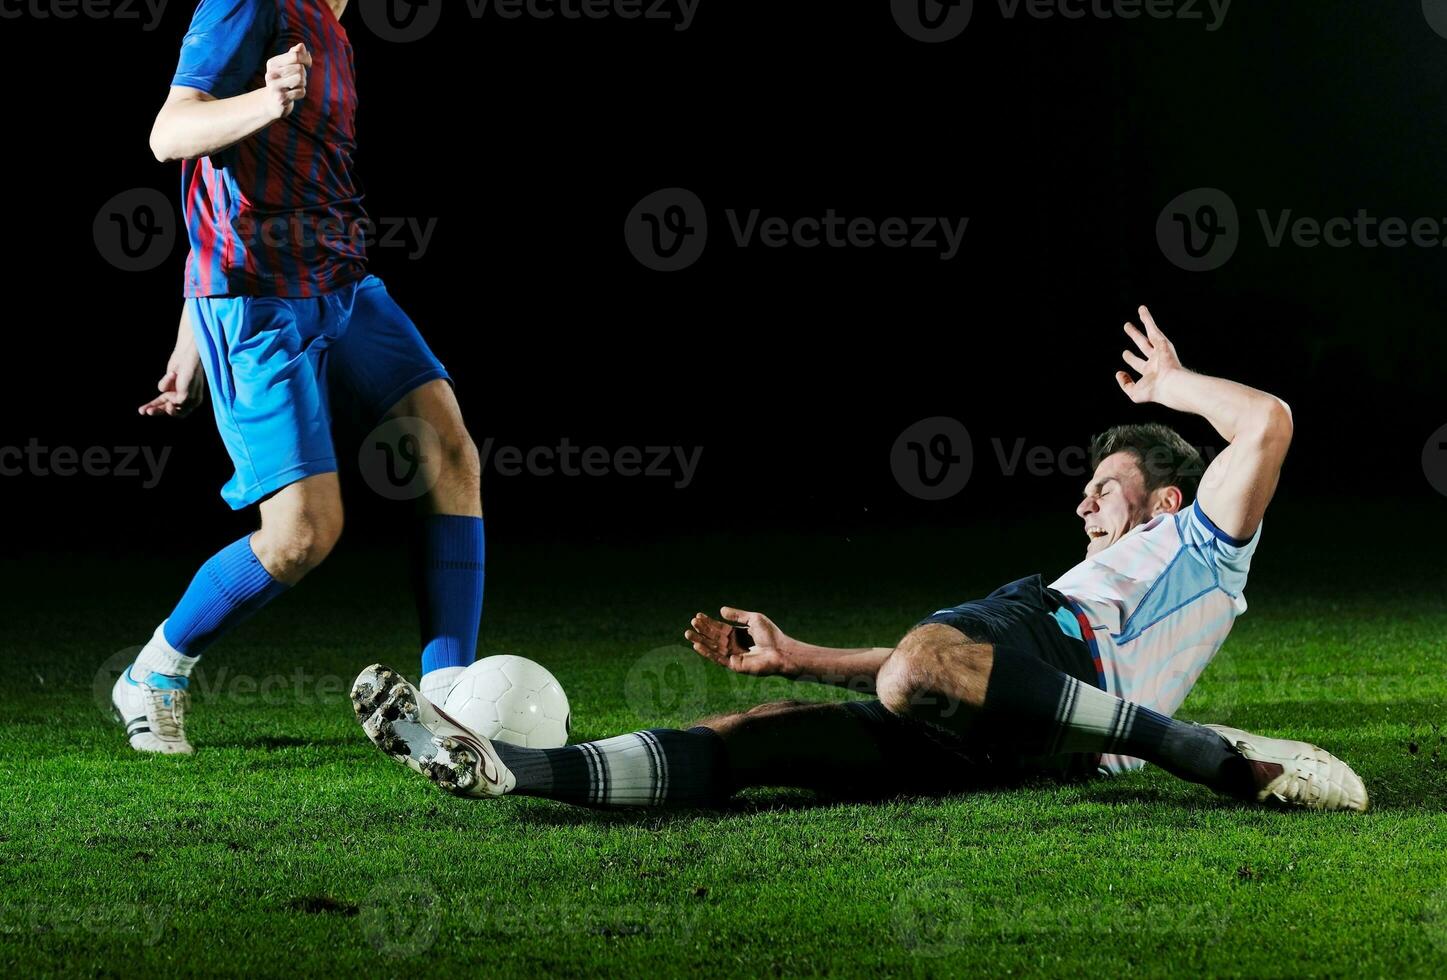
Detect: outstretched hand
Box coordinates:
(1116, 305, 1184, 405)
(686, 608, 792, 677)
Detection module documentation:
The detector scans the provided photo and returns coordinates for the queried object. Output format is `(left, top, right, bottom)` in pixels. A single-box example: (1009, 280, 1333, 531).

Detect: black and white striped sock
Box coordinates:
(492, 727, 732, 807)
(982, 645, 1251, 794)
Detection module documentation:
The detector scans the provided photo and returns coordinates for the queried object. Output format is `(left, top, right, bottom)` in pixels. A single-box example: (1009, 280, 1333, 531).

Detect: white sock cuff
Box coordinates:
(420, 665, 467, 704)
(135, 621, 200, 678)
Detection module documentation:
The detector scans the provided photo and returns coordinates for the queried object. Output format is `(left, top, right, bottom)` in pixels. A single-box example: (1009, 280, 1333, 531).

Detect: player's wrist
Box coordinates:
(1149, 365, 1194, 409)
(252, 86, 288, 123)
(773, 637, 805, 675)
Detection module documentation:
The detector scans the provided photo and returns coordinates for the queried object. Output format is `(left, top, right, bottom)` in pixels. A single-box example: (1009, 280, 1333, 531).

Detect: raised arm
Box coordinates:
(1116, 305, 1293, 540)
(150, 44, 310, 163)
(686, 609, 893, 693)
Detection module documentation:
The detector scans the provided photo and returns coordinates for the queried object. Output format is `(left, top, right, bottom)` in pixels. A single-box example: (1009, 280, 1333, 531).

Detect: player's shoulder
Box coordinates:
(1178, 499, 1262, 554)
(186, 0, 279, 27)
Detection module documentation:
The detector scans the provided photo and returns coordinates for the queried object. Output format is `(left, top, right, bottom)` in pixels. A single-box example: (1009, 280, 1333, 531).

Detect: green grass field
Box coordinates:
(5, 509, 1446, 977)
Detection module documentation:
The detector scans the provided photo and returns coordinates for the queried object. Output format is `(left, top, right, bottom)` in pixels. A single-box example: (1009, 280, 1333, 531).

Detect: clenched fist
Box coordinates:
(264, 43, 312, 120)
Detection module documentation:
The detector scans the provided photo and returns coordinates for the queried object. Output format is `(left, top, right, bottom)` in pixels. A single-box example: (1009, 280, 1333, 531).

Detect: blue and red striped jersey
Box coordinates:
(171, 0, 368, 297)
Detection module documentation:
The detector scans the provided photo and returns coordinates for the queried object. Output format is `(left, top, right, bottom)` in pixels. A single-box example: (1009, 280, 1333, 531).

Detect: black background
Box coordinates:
(3, 0, 1444, 558)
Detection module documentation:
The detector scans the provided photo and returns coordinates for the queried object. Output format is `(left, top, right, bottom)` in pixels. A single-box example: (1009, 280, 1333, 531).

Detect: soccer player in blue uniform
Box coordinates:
(115, 0, 483, 753)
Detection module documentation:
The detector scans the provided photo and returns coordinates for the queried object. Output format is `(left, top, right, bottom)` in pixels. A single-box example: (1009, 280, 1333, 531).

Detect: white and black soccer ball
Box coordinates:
(442, 655, 571, 748)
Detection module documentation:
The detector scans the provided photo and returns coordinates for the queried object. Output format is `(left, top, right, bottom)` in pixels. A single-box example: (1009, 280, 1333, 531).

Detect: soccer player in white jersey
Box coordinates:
(352, 307, 1367, 812)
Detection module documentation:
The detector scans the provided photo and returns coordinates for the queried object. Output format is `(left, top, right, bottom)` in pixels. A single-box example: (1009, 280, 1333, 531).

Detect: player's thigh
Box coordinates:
(326, 276, 450, 430)
(385, 377, 473, 454)
(189, 295, 339, 510)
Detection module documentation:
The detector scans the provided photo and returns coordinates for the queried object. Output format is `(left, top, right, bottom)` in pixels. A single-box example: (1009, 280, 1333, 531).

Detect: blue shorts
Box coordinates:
(188, 275, 449, 509)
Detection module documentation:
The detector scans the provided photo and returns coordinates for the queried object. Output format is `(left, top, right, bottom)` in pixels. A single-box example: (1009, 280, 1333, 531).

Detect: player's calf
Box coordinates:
(385, 380, 487, 702)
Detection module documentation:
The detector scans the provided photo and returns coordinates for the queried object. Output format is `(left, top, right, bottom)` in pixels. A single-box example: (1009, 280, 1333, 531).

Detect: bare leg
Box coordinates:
(383, 378, 482, 519)
(252, 472, 346, 585)
(382, 379, 485, 699)
(874, 623, 1253, 793)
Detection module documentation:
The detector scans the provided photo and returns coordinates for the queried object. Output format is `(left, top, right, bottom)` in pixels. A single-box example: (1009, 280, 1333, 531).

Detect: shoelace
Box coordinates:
(147, 686, 189, 742)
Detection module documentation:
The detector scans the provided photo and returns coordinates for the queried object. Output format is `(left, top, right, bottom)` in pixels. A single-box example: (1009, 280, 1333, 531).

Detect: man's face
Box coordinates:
(1076, 451, 1168, 557)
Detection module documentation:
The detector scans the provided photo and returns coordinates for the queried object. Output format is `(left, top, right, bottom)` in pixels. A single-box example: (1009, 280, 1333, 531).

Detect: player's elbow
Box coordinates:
(1263, 397, 1293, 445)
(149, 118, 185, 164)
(149, 104, 192, 163)
(1247, 397, 1294, 451)
(149, 120, 178, 163)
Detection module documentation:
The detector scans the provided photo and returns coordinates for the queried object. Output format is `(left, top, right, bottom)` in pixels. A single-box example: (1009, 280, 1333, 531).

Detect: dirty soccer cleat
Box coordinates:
(351, 664, 515, 798)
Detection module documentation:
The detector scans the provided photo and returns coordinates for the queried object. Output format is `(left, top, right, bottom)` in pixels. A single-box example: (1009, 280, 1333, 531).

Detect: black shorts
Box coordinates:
(919, 574, 1101, 688)
(842, 575, 1106, 793)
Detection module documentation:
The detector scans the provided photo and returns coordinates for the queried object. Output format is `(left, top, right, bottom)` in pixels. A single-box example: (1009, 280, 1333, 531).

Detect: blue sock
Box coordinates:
(414, 515, 485, 675)
(161, 536, 290, 656)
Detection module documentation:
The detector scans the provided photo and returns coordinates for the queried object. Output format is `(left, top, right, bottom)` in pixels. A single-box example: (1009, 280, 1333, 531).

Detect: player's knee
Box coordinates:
(442, 429, 481, 489)
(878, 625, 989, 719)
(256, 502, 344, 579)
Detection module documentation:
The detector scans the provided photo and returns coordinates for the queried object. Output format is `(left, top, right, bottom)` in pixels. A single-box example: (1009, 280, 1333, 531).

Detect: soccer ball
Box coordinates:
(442, 655, 571, 748)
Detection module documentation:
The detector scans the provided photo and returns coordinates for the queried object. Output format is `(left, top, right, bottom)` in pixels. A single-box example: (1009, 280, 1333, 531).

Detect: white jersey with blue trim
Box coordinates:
(1048, 499, 1261, 775)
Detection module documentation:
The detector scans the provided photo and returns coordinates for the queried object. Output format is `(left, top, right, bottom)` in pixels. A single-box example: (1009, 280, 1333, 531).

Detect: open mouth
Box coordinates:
(1086, 526, 1110, 542)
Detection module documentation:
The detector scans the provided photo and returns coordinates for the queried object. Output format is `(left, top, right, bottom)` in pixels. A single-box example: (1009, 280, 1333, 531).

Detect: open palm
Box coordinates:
(1117, 305, 1183, 405)
(685, 608, 791, 677)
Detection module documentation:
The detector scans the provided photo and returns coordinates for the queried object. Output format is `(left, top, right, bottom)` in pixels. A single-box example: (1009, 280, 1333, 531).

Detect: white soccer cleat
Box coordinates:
(111, 667, 194, 756)
(351, 664, 515, 798)
(1206, 724, 1368, 812)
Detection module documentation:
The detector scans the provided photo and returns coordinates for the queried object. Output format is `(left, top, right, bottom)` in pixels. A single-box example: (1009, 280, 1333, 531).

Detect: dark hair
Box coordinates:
(1089, 423, 1204, 501)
